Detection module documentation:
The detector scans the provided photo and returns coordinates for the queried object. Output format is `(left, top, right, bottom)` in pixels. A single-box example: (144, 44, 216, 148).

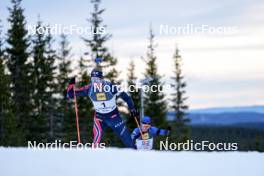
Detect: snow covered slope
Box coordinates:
(0, 148, 263, 176)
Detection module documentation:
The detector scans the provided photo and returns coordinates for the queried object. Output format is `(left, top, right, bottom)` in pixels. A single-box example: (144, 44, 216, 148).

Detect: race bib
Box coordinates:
(96, 93, 106, 101)
(136, 138, 154, 150)
(92, 96, 117, 114)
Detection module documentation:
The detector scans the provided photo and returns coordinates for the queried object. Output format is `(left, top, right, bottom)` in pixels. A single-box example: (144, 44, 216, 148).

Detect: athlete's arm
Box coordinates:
(150, 126, 169, 136)
(118, 92, 135, 110)
(111, 83, 135, 110)
(131, 128, 141, 141)
(66, 84, 91, 99)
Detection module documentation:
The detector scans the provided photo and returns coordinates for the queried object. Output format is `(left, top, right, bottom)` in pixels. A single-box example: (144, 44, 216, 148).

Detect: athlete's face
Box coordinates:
(141, 123, 151, 132)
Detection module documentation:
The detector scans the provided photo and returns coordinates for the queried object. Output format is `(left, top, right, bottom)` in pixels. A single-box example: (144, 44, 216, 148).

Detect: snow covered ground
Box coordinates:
(0, 148, 263, 176)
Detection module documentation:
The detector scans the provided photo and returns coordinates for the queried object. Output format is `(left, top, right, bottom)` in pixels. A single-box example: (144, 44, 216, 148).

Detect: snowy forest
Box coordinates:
(0, 0, 187, 147)
(0, 0, 263, 151)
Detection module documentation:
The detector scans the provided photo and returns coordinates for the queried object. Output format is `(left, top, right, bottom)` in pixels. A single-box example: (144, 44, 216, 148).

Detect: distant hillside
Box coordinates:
(188, 112, 264, 125)
(167, 105, 264, 129)
(189, 105, 264, 114)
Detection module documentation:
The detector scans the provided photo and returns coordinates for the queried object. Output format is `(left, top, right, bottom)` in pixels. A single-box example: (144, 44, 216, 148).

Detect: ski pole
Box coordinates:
(73, 85, 81, 144)
(134, 116, 146, 144)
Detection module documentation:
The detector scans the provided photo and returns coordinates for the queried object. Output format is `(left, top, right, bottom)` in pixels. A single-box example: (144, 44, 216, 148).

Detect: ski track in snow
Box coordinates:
(0, 147, 263, 176)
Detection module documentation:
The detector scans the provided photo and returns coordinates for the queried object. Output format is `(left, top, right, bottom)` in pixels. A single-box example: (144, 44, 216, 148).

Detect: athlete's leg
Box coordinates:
(93, 113, 105, 144)
(105, 113, 136, 149)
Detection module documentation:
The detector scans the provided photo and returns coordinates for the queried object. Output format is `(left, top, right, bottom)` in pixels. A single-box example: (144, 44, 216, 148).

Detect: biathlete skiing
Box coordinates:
(131, 116, 171, 150)
(66, 59, 139, 149)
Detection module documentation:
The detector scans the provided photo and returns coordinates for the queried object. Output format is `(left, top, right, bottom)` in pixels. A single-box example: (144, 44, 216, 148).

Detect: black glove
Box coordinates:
(166, 126, 172, 136)
(67, 77, 75, 94)
(69, 77, 76, 85)
(130, 108, 139, 118)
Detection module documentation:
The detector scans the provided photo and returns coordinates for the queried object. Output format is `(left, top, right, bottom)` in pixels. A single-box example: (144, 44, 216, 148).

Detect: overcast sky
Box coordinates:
(1, 0, 264, 109)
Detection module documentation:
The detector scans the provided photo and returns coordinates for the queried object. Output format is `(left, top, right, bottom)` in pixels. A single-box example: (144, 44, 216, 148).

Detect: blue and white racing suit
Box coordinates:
(67, 80, 136, 148)
(131, 126, 169, 141)
(131, 126, 169, 149)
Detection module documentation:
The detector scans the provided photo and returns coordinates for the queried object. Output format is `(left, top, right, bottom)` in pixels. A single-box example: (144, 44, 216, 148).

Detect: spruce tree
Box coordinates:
(57, 34, 74, 142)
(45, 31, 59, 142)
(30, 21, 58, 142)
(77, 56, 93, 143)
(0, 19, 24, 146)
(127, 60, 140, 109)
(6, 0, 31, 144)
(143, 26, 167, 126)
(57, 34, 72, 95)
(0, 20, 5, 144)
(30, 20, 48, 142)
(126, 60, 140, 130)
(83, 0, 119, 83)
(171, 47, 190, 143)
